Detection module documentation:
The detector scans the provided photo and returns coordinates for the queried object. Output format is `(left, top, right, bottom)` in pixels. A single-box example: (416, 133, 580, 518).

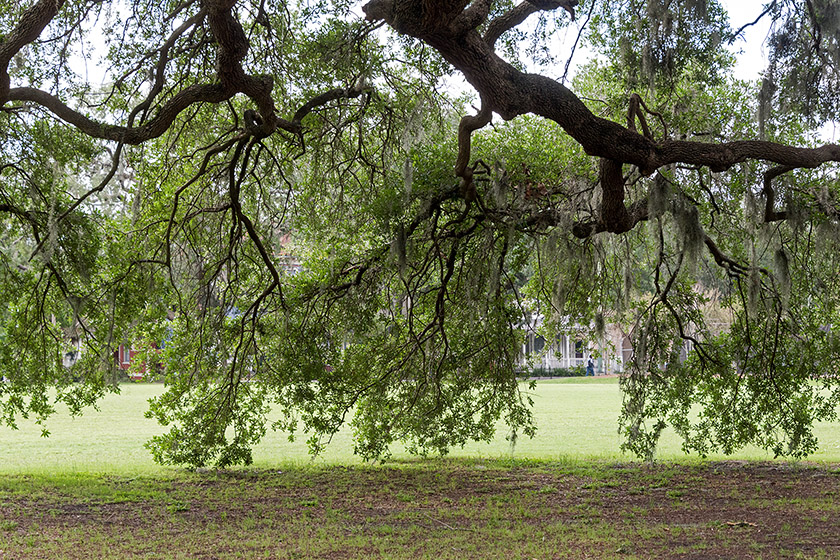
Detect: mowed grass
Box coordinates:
(2, 459, 840, 559)
(3, 379, 840, 559)
(3, 377, 840, 474)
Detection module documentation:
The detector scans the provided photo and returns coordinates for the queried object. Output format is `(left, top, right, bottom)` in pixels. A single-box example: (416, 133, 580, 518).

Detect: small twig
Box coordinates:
(420, 511, 473, 531)
(562, 0, 596, 83)
(728, 2, 776, 43)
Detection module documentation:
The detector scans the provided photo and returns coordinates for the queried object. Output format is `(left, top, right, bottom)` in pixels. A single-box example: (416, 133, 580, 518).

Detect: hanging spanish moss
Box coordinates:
(673, 195, 705, 268)
(758, 76, 776, 140)
(403, 156, 413, 197)
(602, 0, 725, 91)
(765, 0, 840, 125)
(594, 311, 606, 339)
(648, 172, 671, 219)
(490, 161, 509, 208)
(685, 0, 708, 21)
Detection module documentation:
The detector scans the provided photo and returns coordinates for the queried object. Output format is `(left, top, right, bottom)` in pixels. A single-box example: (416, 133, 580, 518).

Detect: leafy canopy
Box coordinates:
(0, 0, 838, 466)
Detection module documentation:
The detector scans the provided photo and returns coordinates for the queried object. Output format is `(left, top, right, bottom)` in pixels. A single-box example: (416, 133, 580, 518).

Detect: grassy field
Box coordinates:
(1, 459, 839, 559)
(2, 378, 840, 559)
(3, 377, 840, 474)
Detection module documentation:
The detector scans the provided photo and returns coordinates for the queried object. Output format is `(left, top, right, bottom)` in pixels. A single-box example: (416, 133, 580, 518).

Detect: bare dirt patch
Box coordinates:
(1, 461, 838, 559)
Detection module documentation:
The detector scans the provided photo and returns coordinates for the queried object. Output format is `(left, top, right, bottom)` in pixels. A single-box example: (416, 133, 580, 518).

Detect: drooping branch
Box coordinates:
(561, 0, 594, 82)
(454, 97, 492, 202)
(762, 165, 793, 223)
(483, 0, 580, 48)
(228, 139, 286, 309)
(128, 9, 209, 127)
(291, 81, 372, 125)
(728, 2, 776, 43)
(703, 234, 750, 277)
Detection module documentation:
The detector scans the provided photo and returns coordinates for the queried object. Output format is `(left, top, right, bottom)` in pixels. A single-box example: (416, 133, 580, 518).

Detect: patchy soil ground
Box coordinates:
(1, 460, 838, 559)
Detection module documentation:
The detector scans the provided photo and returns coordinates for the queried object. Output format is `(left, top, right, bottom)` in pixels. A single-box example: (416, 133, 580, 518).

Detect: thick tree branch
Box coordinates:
(454, 0, 492, 36)
(8, 78, 370, 148)
(8, 84, 231, 144)
(654, 140, 840, 173)
(571, 197, 649, 238)
(599, 158, 633, 233)
(364, 1, 840, 187)
(0, 203, 36, 223)
(484, 3, 539, 46)
(204, 0, 280, 134)
(525, 0, 576, 12)
(0, 0, 65, 104)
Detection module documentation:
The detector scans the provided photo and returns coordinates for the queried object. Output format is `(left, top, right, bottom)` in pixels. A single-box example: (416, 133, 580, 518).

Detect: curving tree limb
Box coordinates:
(363, 0, 840, 240)
(0, 0, 66, 104)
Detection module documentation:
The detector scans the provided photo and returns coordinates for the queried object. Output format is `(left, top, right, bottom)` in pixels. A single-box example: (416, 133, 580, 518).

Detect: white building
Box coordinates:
(520, 314, 632, 375)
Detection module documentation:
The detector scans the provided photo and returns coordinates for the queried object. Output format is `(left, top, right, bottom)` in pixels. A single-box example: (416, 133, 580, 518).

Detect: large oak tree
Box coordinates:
(0, 0, 838, 465)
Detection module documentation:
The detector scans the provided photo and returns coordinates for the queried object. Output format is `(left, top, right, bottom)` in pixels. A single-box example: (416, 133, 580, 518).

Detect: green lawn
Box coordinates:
(3, 379, 840, 559)
(3, 459, 839, 559)
(2, 377, 840, 474)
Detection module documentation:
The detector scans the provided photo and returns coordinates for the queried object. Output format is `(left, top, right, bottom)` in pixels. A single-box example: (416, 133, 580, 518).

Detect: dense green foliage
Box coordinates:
(0, 0, 838, 466)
